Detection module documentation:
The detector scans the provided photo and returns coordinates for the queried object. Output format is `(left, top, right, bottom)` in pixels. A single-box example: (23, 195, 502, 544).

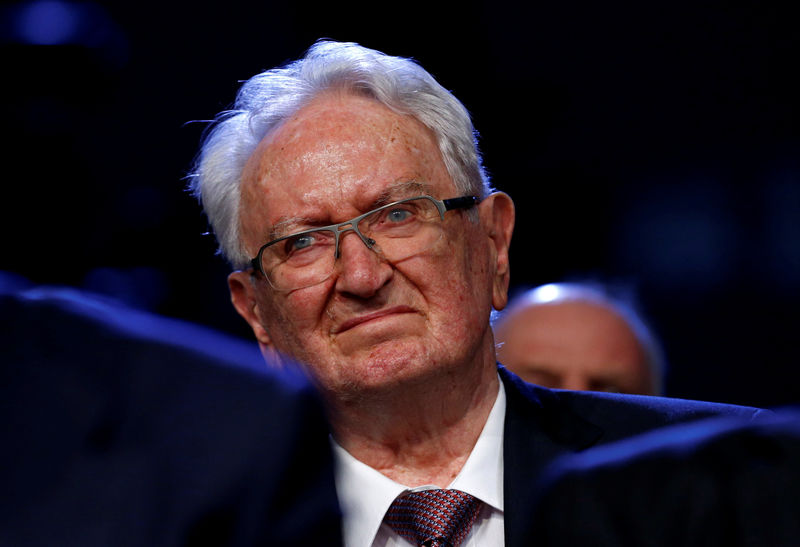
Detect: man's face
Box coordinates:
(229, 92, 513, 400)
(495, 301, 656, 395)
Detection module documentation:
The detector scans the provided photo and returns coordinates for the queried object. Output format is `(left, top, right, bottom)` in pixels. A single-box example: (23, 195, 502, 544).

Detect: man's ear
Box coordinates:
(479, 192, 515, 312)
(228, 270, 274, 351)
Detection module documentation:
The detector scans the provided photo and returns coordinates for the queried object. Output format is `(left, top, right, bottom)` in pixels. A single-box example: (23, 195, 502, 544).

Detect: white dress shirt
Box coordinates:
(331, 379, 506, 547)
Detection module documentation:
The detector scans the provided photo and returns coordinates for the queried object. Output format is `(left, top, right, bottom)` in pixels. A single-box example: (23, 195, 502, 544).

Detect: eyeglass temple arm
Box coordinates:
(443, 196, 479, 211)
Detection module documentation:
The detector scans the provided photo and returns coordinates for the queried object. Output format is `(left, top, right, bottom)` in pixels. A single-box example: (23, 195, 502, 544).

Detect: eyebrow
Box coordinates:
(267, 216, 317, 240)
(372, 180, 432, 206)
(265, 179, 434, 240)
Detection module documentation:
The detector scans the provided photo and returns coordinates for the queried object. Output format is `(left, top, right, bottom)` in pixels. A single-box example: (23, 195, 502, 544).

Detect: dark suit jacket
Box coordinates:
(0, 287, 341, 546)
(499, 365, 769, 547)
(522, 409, 800, 546)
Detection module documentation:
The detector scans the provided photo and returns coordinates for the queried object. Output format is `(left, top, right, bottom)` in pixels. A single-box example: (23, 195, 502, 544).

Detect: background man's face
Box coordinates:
(231, 93, 502, 400)
(495, 301, 655, 394)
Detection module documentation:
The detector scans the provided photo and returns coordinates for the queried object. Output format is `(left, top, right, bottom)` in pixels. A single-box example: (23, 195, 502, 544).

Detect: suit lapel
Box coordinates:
(500, 365, 604, 547)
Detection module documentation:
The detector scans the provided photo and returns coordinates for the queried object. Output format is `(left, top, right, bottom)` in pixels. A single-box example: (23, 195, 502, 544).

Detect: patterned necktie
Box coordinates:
(384, 489, 482, 547)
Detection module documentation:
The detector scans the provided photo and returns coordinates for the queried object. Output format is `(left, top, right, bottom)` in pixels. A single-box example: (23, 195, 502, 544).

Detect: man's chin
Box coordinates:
(328, 341, 435, 396)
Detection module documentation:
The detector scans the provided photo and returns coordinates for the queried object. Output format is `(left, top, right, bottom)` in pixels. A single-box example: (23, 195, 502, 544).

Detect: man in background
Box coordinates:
(524, 409, 800, 546)
(0, 285, 341, 546)
(494, 282, 664, 395)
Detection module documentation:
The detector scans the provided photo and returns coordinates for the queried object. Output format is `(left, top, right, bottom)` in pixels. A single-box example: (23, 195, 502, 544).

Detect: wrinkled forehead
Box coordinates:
(239, 93, 455, 234)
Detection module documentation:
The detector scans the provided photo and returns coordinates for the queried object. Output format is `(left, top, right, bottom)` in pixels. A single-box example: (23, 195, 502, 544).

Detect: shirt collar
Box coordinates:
(449, 378, 505, 511)
(331, 378, 506, 547)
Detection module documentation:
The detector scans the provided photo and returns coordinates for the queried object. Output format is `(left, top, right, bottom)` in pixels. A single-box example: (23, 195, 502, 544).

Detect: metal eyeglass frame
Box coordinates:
(250, 194, 479, 287)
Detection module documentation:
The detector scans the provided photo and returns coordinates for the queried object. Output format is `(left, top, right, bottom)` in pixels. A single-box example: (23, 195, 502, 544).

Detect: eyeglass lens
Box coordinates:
(261, 197, 445, 290)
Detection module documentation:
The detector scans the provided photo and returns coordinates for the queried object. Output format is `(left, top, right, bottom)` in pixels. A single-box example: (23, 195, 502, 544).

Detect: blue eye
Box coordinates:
(292, 235, 315, 249)
(284, 233, 317, 255)
(386, 208, 413, 222)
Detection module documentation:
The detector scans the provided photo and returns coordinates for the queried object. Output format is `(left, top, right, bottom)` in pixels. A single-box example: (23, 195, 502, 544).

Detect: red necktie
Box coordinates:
(384, 489, 482, 546)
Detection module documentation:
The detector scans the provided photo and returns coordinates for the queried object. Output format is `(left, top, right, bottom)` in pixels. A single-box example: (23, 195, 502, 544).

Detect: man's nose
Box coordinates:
(334, 230, 392, 297)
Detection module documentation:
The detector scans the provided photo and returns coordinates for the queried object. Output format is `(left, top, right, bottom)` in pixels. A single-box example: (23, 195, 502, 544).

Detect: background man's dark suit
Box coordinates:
(499, 365, 771, 547)
(0, 286, 341, 546)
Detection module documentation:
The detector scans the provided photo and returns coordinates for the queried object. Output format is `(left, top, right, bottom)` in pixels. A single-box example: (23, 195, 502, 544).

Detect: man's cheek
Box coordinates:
(274, 288, 329, 328)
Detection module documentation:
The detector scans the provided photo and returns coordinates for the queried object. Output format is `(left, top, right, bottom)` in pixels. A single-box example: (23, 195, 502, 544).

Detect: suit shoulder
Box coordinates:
(554, 389, 767, 441)
(499, 363, 766, 444)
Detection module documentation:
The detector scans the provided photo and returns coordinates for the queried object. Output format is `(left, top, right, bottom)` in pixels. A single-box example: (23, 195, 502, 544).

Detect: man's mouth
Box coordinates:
(334, 306, 416, 334)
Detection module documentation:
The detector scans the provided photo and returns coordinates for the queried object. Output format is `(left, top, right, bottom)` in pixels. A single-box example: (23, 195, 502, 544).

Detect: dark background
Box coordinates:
(2, 0, 798, 408)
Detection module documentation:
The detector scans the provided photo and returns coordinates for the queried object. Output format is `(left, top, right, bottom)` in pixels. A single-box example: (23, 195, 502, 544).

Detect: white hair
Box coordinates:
(188, 40, 492, 269)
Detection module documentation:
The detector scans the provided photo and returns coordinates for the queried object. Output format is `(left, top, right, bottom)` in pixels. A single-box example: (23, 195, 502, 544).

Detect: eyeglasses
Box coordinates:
(251, 195, 478, 291)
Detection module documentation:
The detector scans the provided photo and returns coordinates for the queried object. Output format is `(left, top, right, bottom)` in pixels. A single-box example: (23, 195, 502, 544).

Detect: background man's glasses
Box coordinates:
(251, 195, 478, 291)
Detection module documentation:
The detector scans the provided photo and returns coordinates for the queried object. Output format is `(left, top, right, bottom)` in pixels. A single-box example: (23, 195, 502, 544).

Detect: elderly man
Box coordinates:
(190, 41, 767, 547)
(494, 282, 665, 395)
